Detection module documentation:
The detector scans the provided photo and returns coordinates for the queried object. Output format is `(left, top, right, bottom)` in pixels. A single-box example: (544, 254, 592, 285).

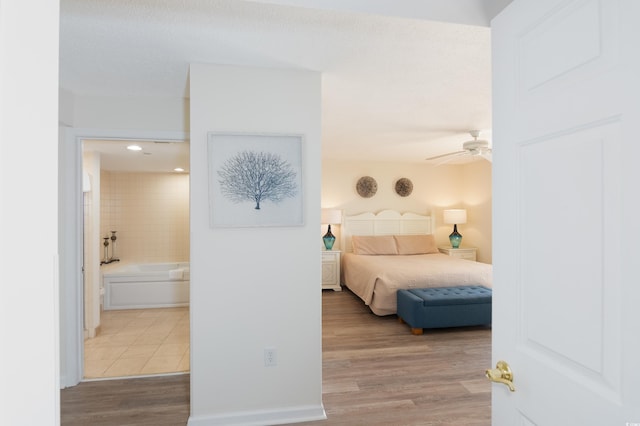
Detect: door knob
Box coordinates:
(486, 360, 515, 392)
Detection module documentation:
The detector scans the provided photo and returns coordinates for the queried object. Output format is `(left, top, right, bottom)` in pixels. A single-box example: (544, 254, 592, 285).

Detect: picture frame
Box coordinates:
(208, 132, 304, 228)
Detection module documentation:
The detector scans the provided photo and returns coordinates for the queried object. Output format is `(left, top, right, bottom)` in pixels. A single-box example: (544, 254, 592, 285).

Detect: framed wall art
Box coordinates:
(208, 132, 304, 227)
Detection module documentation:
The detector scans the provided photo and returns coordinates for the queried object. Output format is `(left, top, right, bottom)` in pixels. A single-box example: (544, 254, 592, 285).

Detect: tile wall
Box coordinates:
(101, 171, 189, 264)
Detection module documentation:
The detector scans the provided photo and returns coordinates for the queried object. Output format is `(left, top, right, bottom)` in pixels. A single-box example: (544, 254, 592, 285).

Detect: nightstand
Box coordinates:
(438, 246, 477, 261)
(322, 250, 342, 291)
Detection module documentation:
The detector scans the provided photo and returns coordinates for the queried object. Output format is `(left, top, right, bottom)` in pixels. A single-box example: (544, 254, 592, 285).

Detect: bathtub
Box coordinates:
(101, 262, 190, 310)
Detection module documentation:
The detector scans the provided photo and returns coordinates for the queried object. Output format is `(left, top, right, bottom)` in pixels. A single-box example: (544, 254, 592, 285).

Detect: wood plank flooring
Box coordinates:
(61, 289, 491, 425)
(301, 290, 492, 426)
(60, 374, 189, 426)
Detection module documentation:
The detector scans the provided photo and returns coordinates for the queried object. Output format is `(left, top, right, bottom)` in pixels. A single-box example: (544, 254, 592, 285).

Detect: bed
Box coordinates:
(341, 210, 492, 316)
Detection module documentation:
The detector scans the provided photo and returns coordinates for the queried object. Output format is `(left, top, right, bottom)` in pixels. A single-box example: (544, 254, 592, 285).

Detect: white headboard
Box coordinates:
(341, 210, 434, 253)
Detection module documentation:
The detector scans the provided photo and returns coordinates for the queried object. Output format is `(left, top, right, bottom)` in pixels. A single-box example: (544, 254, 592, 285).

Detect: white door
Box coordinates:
(491, 0, 640, 424)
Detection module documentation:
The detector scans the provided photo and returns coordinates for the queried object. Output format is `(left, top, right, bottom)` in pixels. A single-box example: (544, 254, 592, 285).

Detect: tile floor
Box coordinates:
(84, 307, 189, 379)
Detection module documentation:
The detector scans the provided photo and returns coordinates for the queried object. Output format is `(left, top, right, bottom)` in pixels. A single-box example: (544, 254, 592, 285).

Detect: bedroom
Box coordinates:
(322, 159, 492, 264)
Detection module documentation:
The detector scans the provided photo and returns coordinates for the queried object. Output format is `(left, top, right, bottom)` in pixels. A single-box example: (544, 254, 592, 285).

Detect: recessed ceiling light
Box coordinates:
(127, 145, 142, 151)
(174, 167, 185, 172)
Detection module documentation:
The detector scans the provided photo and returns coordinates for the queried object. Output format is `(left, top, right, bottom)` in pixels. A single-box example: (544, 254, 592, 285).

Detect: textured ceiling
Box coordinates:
(60, 0, 506, 168)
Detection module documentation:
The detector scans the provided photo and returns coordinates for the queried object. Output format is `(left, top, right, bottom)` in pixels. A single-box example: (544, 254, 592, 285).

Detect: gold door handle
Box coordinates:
(485, 360, 515, 392)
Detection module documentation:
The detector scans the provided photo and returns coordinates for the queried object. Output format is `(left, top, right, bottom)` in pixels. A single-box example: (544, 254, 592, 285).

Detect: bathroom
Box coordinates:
(82, 139, 190, 378)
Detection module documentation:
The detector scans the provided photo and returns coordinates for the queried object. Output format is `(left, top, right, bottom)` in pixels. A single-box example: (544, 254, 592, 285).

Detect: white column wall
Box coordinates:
(0, 0, 60, 425)
(188, 64, 324, 425)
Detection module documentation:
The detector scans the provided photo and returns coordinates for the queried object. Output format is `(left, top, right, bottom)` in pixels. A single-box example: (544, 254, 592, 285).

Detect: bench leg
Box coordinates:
(399, 315, 423, 335)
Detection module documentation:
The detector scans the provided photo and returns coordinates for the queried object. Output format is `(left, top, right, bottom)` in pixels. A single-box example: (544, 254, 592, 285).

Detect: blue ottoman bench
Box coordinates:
(397, 286, 492, 335)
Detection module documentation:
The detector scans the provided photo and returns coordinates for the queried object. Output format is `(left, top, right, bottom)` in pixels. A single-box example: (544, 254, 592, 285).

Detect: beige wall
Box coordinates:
(83, 151, 101, 336)
(322, 159, 492, 263)
(100, 171, 190, 264)
(461, 160, 492, 263)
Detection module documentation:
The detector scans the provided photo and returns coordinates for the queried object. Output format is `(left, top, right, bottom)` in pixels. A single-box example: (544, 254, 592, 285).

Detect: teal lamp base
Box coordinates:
(323, 224, 336, 250)
(449, 224, 462, 249)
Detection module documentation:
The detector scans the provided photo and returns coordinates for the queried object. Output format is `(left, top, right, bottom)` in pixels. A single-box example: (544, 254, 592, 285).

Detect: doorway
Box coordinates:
(80, 137, 190, 379)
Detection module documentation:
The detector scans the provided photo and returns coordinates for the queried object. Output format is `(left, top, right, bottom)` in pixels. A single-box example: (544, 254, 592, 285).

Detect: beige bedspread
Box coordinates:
(342, 253, 492, 316)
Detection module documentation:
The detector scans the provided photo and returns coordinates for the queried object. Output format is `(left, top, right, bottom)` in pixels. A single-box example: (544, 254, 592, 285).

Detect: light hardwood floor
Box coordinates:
(61, 289, 491, 425)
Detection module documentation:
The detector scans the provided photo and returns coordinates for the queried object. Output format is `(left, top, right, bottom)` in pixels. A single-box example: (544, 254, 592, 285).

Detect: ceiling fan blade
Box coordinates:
(425, 150, 466, 161)
(431, 151, 470, 166)
(480, 151, 492, 162)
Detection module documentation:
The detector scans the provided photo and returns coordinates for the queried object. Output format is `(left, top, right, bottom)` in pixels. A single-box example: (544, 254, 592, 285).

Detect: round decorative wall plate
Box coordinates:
(356, 176, 378, 198)
(395, 178, 413, 197)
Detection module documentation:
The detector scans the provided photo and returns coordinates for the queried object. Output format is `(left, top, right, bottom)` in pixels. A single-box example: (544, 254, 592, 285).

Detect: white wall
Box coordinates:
(189, 64, 324, 425)
(59, 88, 75, 126)
(72, 95, 189, 132)
(0, 1, 60, 425)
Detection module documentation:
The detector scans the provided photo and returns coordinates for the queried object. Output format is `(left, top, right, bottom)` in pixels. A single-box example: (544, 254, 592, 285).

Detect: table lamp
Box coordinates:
(443, 209, 467, 249)
(321, 209, 342, 250)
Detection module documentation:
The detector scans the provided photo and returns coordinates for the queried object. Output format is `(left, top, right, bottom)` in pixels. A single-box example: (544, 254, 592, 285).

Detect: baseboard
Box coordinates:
(84, 324, 100, 339)
(187, 404, 326, 426)
(59, 373, 68, 389)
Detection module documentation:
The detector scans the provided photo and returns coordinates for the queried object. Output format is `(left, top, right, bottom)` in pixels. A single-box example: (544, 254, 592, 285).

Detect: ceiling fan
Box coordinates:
(425, 130, 492, 164)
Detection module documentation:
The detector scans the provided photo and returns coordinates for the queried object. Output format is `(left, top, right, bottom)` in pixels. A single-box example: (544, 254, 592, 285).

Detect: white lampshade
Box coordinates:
(443, 209, 467, 225)
(321, 209, 342, 225)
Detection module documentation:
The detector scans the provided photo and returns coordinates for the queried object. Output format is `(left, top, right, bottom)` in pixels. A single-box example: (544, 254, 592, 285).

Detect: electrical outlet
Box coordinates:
(264, 347, 277, 367)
